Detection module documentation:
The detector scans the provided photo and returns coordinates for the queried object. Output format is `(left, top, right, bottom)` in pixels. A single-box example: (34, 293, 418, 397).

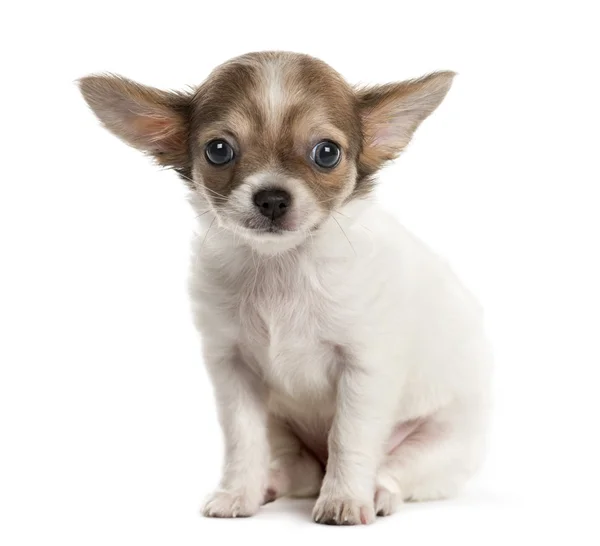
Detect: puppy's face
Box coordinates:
(190, 54, 362, 244)
(79, 52, 454, 252)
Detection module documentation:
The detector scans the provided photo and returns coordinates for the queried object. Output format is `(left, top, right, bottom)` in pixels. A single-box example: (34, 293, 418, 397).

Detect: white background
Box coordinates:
(1, 1, 599, 544)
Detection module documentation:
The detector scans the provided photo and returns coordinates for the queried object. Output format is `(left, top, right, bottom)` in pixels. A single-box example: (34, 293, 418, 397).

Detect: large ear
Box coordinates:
(78, 74, 191, 169)
(356, 71, 455, 172)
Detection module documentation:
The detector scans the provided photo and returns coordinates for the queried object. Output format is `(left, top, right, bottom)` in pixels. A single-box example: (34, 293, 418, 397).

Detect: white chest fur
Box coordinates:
(241, 253, 342, 404)
(193, 244, 349, 407)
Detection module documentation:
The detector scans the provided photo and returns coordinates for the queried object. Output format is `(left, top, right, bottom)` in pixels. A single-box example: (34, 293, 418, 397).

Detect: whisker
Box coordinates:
(333, 210, 372, 233)
(332, 209, 350, 219)
(250, 246, 260, 296)
(174, 171, 196, 186)
(200, 186, 229, 201)
(332, 215, 356, 257)
(304, 227, 315, 249)
(195, 210, 212, 220)
(232, 223, 242, 247)
(200, 217, 217, 251)
(315, 196, 336, 205)
(174, 171, 229, 201)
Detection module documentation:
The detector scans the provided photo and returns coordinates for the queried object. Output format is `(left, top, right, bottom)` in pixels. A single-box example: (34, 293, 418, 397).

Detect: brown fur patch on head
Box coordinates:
(189, 52, 363, 208)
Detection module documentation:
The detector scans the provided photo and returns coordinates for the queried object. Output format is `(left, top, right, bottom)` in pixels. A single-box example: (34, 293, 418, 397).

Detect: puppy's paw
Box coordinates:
(262, 486, 278, 505)
(312, 494, 375, 525)
(374, 486, 401, 517)
(202, 489, 260, 518)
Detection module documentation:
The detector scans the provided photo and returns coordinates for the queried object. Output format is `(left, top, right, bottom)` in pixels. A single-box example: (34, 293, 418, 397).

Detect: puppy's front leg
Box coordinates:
(202, 346, 269, 518)
(313, 353, 398, 525)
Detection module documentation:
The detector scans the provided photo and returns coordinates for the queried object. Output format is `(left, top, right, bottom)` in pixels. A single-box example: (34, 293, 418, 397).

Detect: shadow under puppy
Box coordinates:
(79, 51, 491, 525)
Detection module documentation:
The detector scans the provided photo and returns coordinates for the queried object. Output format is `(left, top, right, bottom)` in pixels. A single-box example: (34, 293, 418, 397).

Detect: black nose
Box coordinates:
(253, 189, 291, 220)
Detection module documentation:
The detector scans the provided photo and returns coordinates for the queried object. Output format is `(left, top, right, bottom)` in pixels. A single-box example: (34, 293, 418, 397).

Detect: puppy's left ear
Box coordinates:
(357, 71, 455, 172)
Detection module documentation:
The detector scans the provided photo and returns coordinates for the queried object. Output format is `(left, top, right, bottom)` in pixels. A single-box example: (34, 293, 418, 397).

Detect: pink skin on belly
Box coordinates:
(385, 419, 424, 454)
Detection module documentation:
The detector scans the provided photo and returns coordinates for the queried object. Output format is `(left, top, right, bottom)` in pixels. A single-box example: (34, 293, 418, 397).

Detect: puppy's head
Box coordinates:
(79, 52, 453, 252)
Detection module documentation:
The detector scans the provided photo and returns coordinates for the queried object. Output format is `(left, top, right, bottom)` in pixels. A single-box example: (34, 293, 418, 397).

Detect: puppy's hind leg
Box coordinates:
(375, 408, 486, 516)
(264, 417, 324, 504)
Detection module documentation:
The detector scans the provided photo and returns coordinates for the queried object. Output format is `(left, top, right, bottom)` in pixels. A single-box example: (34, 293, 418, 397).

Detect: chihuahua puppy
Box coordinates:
(79, 51, 491, 525)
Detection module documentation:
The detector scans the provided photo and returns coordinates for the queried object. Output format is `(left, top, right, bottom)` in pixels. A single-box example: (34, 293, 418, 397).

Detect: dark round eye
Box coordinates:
(205, 139, 234, 166)
(311, 141, 341, 169)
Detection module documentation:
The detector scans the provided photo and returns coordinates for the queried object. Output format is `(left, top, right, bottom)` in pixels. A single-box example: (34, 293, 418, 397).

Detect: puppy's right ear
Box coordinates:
(78, 74, 191, 169)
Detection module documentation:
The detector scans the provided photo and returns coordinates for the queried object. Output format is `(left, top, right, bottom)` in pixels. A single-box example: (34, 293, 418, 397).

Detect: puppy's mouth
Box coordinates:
(262, 224, 285, 234)
(242, 217, 293, 235)
(243, 219, 324, 239)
